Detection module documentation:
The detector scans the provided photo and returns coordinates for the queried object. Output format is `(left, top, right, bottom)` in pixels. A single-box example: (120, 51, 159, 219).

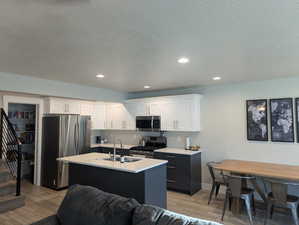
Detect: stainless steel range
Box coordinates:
(129, 136, 167, 158)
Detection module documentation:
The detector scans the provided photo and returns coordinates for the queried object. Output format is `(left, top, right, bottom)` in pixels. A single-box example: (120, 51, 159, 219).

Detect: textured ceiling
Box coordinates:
(0, 0, 299, 92)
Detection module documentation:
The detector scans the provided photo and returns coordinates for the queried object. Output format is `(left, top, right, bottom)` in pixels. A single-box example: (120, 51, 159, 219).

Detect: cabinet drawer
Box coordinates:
(98, 147, 130, 156)
(167, 166, 176, 181)
(154, 152, 176, 166)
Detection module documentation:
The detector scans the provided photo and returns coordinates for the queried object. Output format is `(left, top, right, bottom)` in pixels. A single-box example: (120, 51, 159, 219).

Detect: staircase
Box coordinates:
(0, 109, 25, 213)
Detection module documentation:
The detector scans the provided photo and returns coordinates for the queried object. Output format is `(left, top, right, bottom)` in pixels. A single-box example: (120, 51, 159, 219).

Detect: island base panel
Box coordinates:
(68, 163, 167, 208)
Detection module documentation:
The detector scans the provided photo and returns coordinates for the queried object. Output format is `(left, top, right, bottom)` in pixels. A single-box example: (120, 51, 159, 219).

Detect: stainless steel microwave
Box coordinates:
(136, 116, 161, 131)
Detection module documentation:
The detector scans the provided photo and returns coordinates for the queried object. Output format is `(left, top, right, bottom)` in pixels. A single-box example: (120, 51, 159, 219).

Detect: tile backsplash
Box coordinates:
(91, 130, 201, 149)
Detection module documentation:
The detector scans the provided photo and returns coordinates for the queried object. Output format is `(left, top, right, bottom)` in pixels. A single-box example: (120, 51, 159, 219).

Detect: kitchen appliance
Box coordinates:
(42, 114, 91, 190)
(96, 136, 101, 144)
(130, 136, 167, 158)
(185, 137, 191, 150)
(136, 116, 161, 131)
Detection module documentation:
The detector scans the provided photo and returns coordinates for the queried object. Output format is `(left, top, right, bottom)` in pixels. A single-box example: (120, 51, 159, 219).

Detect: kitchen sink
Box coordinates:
(103, 156, 141, 163)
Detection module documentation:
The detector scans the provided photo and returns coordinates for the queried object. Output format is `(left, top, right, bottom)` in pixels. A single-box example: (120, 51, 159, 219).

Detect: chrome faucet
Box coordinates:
(111, 138, 123, 161)
(112, 142, 117, 161)
(117, 139, 126, 157)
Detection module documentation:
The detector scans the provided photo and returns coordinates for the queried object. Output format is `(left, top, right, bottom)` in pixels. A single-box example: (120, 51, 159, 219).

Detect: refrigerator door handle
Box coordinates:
(75, 122, 79, 154)
(77, 122, 80, 154)
(74, 123, 77, 153)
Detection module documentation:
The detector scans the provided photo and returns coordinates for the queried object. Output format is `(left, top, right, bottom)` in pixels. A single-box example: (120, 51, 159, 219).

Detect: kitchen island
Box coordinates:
(58, 153, 168, 208)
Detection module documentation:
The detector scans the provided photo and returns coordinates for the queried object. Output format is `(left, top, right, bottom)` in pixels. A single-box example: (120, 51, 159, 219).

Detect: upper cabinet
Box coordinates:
(44, 98, 81, 114)
(91, 102, 106, 130)
(125, 94, 201, 132)
(106, 103, 134, 130)
(44, 94, 201, 132)
(80, 101, 95, 116)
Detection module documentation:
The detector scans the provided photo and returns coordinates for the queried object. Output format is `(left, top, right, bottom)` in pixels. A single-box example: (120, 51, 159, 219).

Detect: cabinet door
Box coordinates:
(67, 101, 81, 114)
(121, 105, 135, 130)
(160, 102, 177, 131)
(125, 102, 148, 117)
(80, 102, 94, 116)
(92, 103, 106, 129)
(175, 101, 193, 131)
(105, 104, 114, 129)
(160, 101, 194, 131)
(149, 102, 162, 116)
(49, 100, 66, 114)
(105, 104, 123, 130)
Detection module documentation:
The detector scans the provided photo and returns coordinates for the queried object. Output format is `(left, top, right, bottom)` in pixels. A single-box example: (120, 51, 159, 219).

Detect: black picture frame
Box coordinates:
(295, 98, 299, 143)
(246, 99, 268, 141)
(270, 98, 294, 142)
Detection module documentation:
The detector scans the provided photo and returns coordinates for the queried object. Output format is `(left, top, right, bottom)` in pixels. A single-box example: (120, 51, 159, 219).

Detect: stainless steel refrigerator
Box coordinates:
(42, 114, 91, 189)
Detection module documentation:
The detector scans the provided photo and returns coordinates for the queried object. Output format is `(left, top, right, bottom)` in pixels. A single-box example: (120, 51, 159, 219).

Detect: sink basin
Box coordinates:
(103, 156, 141, 163)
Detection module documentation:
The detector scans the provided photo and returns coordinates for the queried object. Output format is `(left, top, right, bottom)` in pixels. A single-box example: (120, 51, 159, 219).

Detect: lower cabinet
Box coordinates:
(89, 147, 130, 156)
(153, 152, 202, 195)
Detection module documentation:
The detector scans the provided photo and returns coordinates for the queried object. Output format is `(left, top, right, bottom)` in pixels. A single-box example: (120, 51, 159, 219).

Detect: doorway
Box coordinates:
(3, 95, 44, 186)
(8, 103, 36, 184)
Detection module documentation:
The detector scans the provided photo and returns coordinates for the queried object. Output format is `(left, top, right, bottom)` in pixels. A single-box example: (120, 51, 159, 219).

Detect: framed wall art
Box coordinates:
(246, 99, 268, 141)
(270, 98, 294, 142)
(295, 98, 299, 143)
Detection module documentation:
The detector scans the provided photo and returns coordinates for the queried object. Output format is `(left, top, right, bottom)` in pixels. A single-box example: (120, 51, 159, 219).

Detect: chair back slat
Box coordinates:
(207, 162, 216, 181)
(227, 176, 242, 198)
(224, 174, 255, 198)
(207, 161, 224, 183)
(271, 182, 287, 203)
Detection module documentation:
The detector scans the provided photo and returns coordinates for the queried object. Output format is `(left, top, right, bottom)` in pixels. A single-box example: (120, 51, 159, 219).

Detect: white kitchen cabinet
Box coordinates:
(105, 103, 134, 130)
(80, 102, 95, 116)
(125, 101, 162, 116)
(125, 102, 148, 116)
(160, 100, 195, 131)
(44, 98, 81, 114)
(148, 102, 162, 116)
(125, 94, 201, 132)
(91, 102, 106, 129)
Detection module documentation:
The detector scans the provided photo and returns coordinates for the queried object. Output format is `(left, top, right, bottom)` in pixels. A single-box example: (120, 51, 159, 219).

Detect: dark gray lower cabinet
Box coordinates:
(69, 163, 167, 208)
(154, 152, 202, 195)
(90, 147, 130, 155)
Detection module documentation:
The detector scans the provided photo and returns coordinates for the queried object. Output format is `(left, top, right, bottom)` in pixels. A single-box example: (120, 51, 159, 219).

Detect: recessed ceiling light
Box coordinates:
(96, 74, 105, 78)
(177, 57, 190, 64)
(213, 76, 221, 81)
(144, 85, 151, 89)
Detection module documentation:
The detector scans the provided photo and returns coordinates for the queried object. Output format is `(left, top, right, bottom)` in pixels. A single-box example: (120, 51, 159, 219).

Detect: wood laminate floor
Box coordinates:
(0, 181, 295, 225)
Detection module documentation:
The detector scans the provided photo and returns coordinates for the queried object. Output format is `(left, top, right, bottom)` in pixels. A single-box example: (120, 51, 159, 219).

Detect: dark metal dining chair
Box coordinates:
(222, 174, 256, 225)
(207, 161, 226, 204)
(263, 178, 299, 225)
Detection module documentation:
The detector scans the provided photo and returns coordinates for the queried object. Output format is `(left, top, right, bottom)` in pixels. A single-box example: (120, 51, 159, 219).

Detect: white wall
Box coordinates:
(0, 72, 127, 101)
(128, 76, 299, 187)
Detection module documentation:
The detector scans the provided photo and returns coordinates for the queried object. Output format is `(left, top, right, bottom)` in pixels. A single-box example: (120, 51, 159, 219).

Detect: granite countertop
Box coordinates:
(90, 143, 136, 149)
(154, 148, 202, 155)
(58, 153, 167, 173)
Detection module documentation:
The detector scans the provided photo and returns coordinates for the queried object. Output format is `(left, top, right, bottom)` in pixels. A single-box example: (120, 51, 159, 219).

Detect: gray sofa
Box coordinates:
(30, 185, 222, 225)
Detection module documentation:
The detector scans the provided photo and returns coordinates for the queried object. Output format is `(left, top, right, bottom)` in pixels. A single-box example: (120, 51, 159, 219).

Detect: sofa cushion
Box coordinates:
(133, 205, 223, 225)
(57, 185, 140, 225)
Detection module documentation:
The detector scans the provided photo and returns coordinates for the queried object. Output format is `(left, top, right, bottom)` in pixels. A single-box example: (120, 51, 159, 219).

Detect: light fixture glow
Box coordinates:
(177, 57, 190, 64)
(144, 85, 151, 89)
(212, 76, 221, 81)
(96, 74, 105, 78)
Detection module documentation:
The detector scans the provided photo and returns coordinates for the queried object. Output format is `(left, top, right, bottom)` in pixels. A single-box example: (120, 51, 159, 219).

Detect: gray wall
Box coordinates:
(110, 77, 299, 188)
(0, 72, 127, 101)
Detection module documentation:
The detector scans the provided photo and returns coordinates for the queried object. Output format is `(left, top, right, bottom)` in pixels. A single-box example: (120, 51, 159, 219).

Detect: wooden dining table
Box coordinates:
(213, 159, 299, 214)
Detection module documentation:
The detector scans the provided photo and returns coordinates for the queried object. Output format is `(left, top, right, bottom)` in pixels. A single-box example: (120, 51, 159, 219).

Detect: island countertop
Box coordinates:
(58, 153, 167, 173)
